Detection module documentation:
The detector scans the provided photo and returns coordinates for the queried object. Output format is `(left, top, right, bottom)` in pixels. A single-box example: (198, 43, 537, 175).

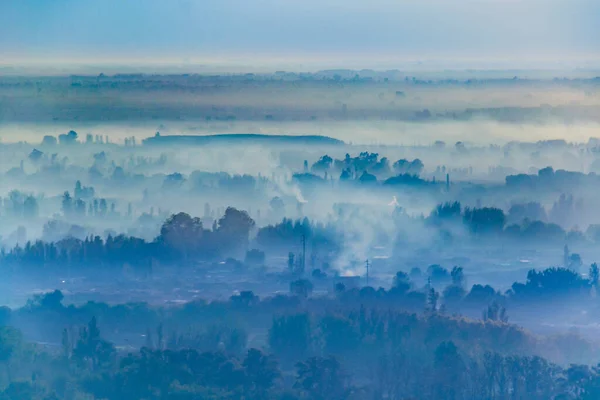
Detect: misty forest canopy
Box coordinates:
(0, 262, 598, 399)
(0, 129, 600, 399)
(0, 69, 599, 399)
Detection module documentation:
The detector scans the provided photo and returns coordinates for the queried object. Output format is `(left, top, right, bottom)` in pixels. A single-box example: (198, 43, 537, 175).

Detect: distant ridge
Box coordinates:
(142, 133, 344, 146)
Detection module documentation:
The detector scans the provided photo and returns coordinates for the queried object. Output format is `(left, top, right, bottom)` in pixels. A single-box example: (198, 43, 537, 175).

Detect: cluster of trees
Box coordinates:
(0, 208, 256, 273)
(4, 199, 600, 283)
(309, 152, 390, 176)
(299, 152, 431, 187)
(5, 261, 597, 365)
(404, 263, 600, 312)
(0, 315, 357, 399)
(2, 207, 350, 275)
(62, 192, 120, 220)
(427, 201, 600, 244)
(41, 131, 114, 147)
(159, 208, 255, 260)
(506, 166, 597, 190)
(0, 191, 39, 220)
(255, 217, 338, 254)
(1, 283, 600, 399)
(2, 234, 153, 274)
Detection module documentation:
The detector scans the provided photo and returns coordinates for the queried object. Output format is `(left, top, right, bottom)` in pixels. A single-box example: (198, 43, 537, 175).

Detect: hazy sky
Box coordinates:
(1, 0, 599, 69)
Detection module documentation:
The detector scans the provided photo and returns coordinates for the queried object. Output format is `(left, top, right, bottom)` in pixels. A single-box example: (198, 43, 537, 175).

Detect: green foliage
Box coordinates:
(168, 325, 248, 355)
(0, 326, 22, 364)
(429, 201, 461, 223)
(3, 271, 600, 399)
(72, 317, 115, 371)
(511, 267, 590, 300)
(294, 356, 351, 400)
(319, 315, 361, 355)
(269, 314, 312, 361)
(590, 263, 599, 287)
(392, 271, 411, 293)
(483, 302, 509, 323)
(242, 349, 280, 398)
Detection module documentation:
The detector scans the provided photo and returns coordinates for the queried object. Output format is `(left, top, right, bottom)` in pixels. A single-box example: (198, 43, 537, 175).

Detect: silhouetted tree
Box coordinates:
(590, 263, 599, 287)
(294, 356, 350, 400)
(483, 301, 509, 323)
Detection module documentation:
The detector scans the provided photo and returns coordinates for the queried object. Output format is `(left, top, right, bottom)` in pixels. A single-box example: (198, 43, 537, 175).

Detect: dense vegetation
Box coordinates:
(1, 102, 600, 398)
(1, 276, 600, 400)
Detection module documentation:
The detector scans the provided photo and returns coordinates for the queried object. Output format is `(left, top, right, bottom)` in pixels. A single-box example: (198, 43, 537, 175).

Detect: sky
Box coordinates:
(1, 0, 599, 71)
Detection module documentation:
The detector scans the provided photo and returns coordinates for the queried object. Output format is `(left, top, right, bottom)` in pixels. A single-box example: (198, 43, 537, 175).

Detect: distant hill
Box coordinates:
(142, 133, 344, 146)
